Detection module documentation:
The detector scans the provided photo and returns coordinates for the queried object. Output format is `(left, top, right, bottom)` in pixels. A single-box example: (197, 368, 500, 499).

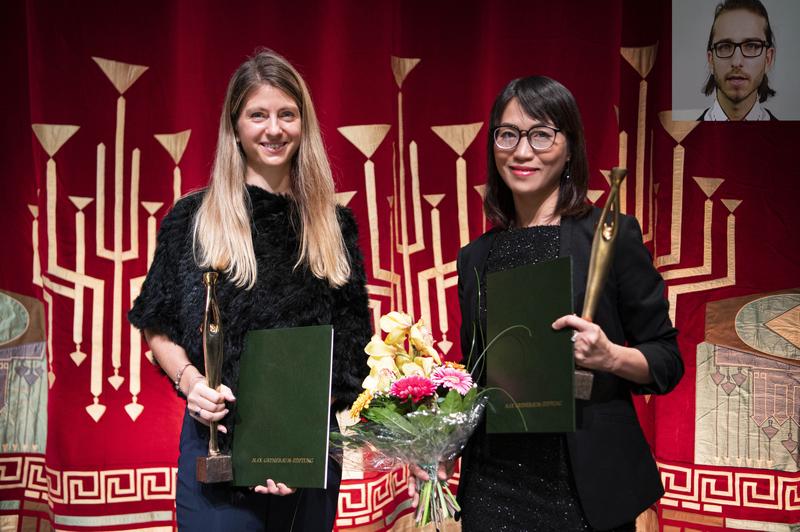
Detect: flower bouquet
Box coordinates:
(336, 311, 487, 529)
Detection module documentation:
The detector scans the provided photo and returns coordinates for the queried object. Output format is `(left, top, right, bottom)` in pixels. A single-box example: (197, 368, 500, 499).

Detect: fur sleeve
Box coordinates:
(128, 195, 198, 343)
(330, 207, 373, 411)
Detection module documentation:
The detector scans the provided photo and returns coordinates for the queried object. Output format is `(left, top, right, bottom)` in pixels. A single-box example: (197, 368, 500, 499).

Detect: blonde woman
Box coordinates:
(129, 49, 371, 531)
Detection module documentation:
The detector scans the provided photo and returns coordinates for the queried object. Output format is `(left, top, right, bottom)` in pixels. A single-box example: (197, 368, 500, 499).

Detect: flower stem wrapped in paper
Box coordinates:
(335, 312, 487, 528)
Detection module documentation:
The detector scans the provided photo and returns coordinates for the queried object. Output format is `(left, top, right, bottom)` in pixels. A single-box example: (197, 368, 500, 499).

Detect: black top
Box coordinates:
(459, 225, 601, 531)
(128, 185, 372, 448)
(478, 226, 561, 342)
(457, 208, 683, 531)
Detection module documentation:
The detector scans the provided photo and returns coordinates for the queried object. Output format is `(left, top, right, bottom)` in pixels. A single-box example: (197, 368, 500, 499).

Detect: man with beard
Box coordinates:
(700, 0, 777, 121)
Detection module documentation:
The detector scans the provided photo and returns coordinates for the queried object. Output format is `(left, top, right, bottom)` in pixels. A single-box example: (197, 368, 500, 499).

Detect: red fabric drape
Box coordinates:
(1, 1, 798, 530)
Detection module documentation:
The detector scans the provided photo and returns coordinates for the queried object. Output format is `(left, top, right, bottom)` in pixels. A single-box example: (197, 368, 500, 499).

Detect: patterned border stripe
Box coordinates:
(0, 457, 177, 506)
(28, 459, 47, 492)
(53, 510, 173, 527)
(140, 468, 175, 501)
(67, 471, 101, 503)
(659, 461, 800, 512)
(785, 479, 800, 511)
(0, 456, 25, 487)
(337, 468, 409, 526)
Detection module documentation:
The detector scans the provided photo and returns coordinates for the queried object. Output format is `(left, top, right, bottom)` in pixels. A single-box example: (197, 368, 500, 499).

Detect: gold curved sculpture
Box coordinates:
(197, 271, 233, 482)
(575, 167, 627, 400)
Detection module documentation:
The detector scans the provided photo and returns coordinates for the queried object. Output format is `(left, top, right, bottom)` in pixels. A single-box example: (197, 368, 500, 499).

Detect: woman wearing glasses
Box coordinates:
(450, 76, 683, 531)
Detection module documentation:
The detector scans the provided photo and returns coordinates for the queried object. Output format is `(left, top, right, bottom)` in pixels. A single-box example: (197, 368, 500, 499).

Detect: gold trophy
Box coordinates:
(575, 167, 627, 400)
(196, 271, 233, 483)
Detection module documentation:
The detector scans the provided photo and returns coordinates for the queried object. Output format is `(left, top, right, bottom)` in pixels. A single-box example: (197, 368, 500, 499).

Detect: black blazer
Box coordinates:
(456, 207, 683, 531)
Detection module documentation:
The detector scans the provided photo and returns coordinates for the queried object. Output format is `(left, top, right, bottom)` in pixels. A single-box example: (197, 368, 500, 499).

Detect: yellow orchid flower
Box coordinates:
(409, 320, 442, 364)
(380, 311, 413, 345)
(362, 355, 399, 392)
(413, 356, 435, 377)
(364, 334, 397, 358)
(394, 352, 414, 368)
(400, 362, 426, 377)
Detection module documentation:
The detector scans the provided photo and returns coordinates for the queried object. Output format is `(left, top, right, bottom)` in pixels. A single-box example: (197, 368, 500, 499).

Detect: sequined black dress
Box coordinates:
(458, 226, 634, 532)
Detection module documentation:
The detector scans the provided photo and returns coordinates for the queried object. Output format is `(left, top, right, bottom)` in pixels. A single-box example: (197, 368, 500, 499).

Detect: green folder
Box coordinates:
(232, 325, 333, 488)
(486, 256, 575, 433)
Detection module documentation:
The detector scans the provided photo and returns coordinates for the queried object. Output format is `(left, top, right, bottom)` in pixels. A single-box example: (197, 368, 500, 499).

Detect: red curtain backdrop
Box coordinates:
(1, 1, 798, 530)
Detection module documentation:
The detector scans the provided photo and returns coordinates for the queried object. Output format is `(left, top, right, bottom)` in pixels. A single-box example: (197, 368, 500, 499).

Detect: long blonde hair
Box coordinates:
(193, 49, 351, 289)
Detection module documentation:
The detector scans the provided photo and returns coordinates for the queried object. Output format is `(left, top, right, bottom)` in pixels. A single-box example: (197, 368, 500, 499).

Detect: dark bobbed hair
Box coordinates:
(703, 0, 776, 102)
(484, 76, 590, 229)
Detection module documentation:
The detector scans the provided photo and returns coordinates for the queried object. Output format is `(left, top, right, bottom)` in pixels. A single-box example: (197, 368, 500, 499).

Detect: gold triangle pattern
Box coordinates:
(68, 196, 94, 210)
(336, 191, 357, 206)
(587, 190, 605, 204)
(692, 177, 724, 198)
(338, 125, 391, 159)
(70, 350, 87, 366)
(658, 112, 700, 144)
(141, 201, 163, 215)
(721, 199, 742, 213)
(599, 169, 611, 186)
(764, 305, 800, 349)
(108, 374, 124, 390)
(31, 124, 79, 157)
(438, 338, 453, 355)
(86, 402, 106, 422)
(154, 130, 192, 164)
(125, 401, 144, 422)
(431, 122, 483, 156)
(391, 56, 421, 88)
(28, 205, 39, 217)
(620, 44, 658, 79)
(92, 56, 148, 95)
(423, 194, 445, 208)
(473, 184, 486, 199)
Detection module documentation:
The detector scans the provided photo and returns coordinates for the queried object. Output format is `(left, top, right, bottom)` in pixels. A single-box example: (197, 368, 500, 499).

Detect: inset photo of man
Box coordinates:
(673, 0, 800, 121)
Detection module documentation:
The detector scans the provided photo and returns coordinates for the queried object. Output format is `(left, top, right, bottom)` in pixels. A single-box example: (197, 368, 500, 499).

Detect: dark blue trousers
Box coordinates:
(176, 409, 341, 531)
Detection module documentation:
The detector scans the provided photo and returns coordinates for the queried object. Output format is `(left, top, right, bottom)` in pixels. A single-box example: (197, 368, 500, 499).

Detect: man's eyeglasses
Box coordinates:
(710, 40, 770, 59)
(493, 125, 561, 151)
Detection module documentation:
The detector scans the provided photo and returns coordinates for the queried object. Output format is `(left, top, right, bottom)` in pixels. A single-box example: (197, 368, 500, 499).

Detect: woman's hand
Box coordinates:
(407, 461, 454, 508)
(186, 376, 236, 432)
(552, 314, 652, 384)
(254, 480, 296, 496)
(552, 314, 617, 373)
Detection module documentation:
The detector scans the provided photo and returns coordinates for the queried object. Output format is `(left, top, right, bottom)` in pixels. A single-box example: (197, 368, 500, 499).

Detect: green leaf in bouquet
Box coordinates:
(364, 406, 418, 436)
(407, 410, 437, 433)
(462, 387, 478, 408)
(438, 389, 462, 415)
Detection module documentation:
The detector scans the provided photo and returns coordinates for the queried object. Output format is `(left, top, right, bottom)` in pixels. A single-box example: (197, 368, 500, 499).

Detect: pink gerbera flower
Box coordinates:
(390, 375, 436, 403)
(431, 367, 474, 395)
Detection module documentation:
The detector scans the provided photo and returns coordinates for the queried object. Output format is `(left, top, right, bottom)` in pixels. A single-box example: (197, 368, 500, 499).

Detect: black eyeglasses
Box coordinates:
(493, 124, 561, 151)
(710, 40, 770, 58)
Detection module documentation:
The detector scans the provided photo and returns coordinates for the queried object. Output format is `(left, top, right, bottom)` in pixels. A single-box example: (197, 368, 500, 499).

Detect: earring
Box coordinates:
(563, 160, 571, 181)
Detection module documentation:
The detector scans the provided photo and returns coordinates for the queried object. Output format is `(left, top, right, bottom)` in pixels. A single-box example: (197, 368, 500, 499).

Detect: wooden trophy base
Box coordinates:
(574, 369, 594, 401)
(197, 454, 233, 483)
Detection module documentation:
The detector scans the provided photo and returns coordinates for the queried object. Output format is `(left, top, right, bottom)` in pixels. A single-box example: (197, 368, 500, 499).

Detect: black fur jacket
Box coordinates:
(128, 185, 372, 448)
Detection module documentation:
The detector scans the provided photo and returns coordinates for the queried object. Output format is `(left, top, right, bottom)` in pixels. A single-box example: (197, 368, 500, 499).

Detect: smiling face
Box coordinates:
(493, 98, 569, 212)
(235, 83, 301, 188)
(708, 8, 774, 110)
